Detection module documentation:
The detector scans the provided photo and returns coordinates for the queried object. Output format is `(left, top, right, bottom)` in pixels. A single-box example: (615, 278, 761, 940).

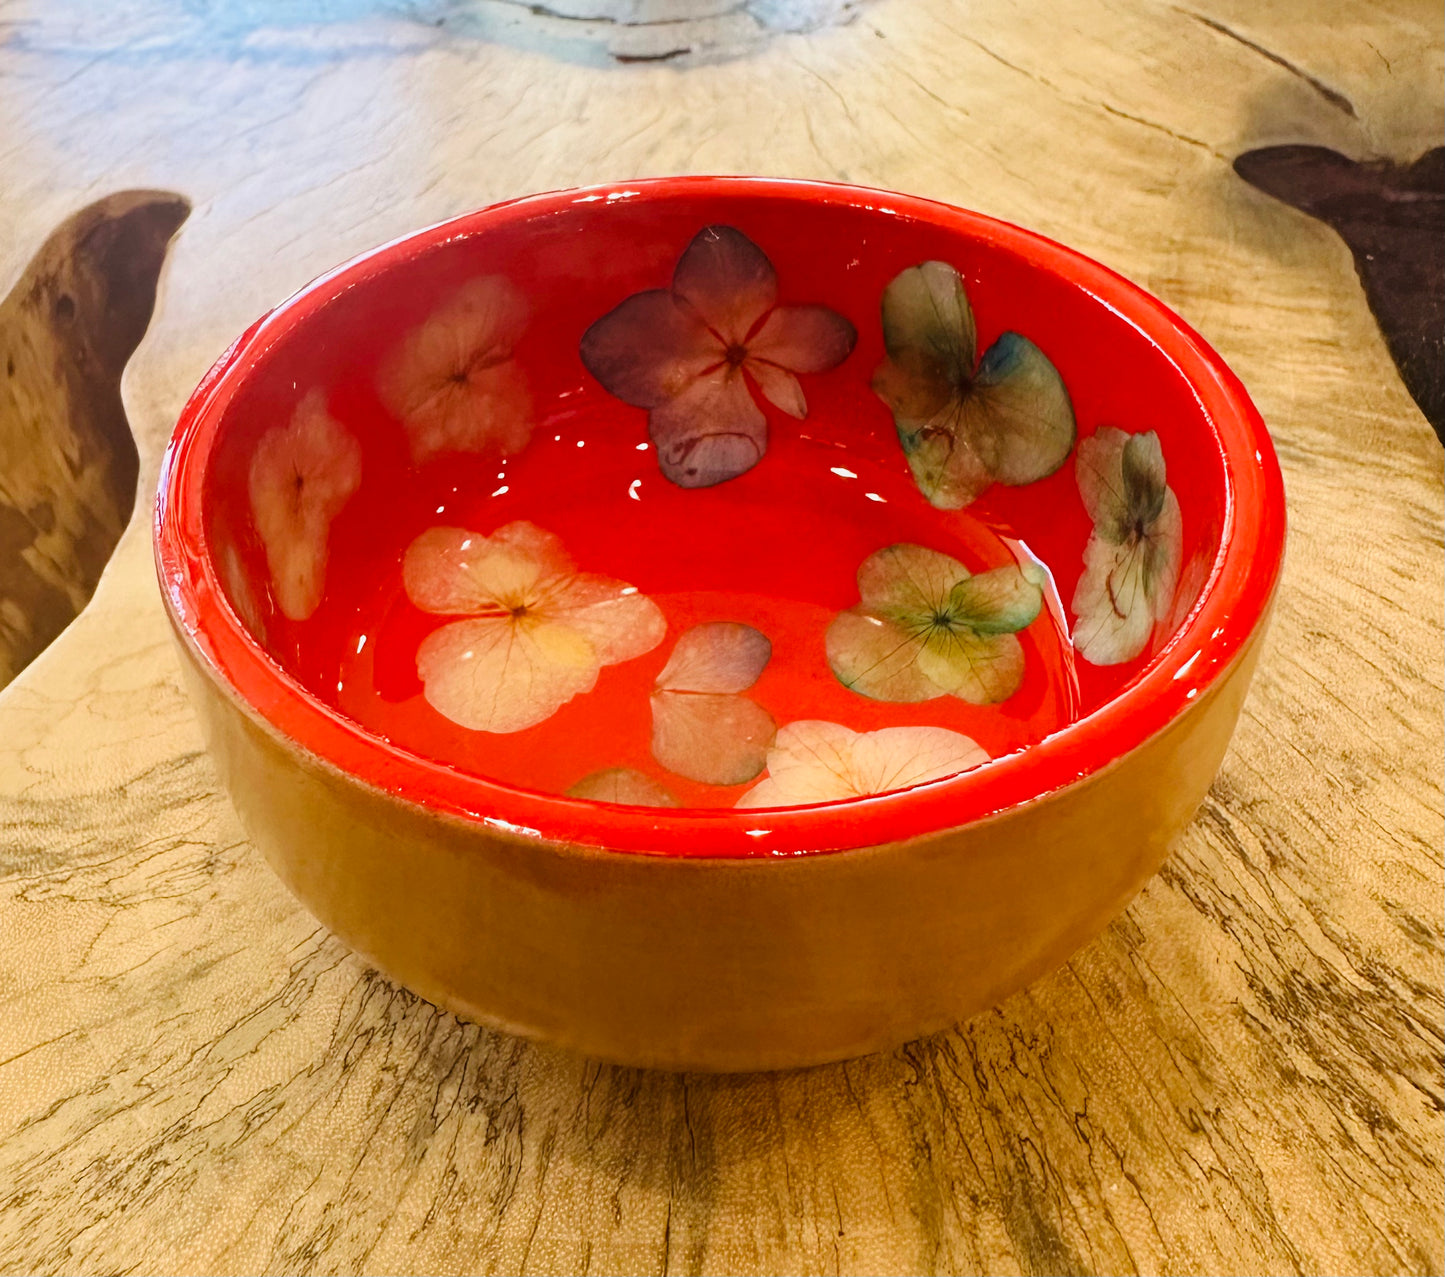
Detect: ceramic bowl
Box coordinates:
(155, 177, 1285, 1071)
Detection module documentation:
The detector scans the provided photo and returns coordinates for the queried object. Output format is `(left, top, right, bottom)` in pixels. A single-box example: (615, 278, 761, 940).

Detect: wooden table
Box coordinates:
(1, 2, 1440, 1272)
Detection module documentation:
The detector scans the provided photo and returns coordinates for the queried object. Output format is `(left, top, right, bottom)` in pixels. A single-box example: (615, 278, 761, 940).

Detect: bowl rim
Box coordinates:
(154, 175, 1286, 859)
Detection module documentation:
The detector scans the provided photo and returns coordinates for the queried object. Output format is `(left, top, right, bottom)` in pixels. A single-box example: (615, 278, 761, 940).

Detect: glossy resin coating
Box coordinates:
(156, 179, 1283, 1069)
(158, 179, 1282, 858)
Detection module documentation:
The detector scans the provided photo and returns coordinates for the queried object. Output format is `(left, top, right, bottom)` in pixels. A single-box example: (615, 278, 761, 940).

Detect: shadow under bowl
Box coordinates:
(155, 177, 1285, 1071)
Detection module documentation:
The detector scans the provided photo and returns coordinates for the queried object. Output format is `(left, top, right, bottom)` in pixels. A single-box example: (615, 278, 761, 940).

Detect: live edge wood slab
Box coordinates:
(0, 2, 1440, 1273)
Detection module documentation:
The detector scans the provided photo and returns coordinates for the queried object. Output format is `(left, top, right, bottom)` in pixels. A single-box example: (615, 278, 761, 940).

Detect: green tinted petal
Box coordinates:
(915, 626, 1025, 705)
(896, 401, 994, 510)
(947, 564, 1043, 635)
(856, 542, 971, 617)
(1144, 488, 1183, 624)
(879, 260, 976, 380)
(1075, 426, 1131, 541)
(826, 608, 945, 703)
(968, 332, 1076, 487)
(1121, 430, 1168, 527)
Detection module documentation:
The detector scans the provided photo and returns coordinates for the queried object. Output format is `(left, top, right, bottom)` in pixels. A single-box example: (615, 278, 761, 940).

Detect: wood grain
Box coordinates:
(0, 190, 187, 688)
(0, 0, 1440, 1272)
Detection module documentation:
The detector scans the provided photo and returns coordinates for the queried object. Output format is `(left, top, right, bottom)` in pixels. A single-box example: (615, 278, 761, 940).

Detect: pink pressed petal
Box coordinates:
(746, 360, 807, 419)
(671, 225, 777, 346)
(438, 276, 529, 360)
(543, 573, 667, 666)
(579, 289, 721, 408)
(377, 277, 532, 462)
(748, 304, 857, 373)
(248, 389, 362, 621)
(403, 525, 554, 615)
(400, 363, 533, 463)
(656, 622, 771, 694)
(650, 690, 776, 786)
(416, 615, 598, 733)
(649, 365, 767, 488)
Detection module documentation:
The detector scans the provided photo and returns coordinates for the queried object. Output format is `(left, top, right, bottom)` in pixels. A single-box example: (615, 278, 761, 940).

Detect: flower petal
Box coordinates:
(377, 277, 533, 463)
(1071, 429, 1183, 664)
(736, 719, 986, 808)
(656, 622, 771, 694)
(650, 690, 776, 786)
(671, 225, 777, 345)
(416, 614, 598, 733)
(248, 388, 362, 620)
(746, 360, 808, 419)
(826, 608, 946, 702)
(915, 626, 1026, 705)
(649, 364, 767, 488)
(579, 289, 721, 408)
(847, 725, 989, 794)
(963, 332, 1076, 487)
(1070, 535, 1156, 666)
(1077, 427, 1170, 547)
(734, 719, 858, 807)
(220, 540, 267, 643)
(856, 543, 970, 618)
(403, 523, 568, 615)
(1145, 488, 1183, 624)
(1074, 425, 1131, 533)
(947, 564, 1043, 635)
(891, 397, 995, 510)
(748, 304, 857, 373)
(567, 768, 678, 807)
(879, 260, 977, 380)
(540, 573, 667, 665)
(1121, 430, 1169, 528)
(873, 266, 984, 507)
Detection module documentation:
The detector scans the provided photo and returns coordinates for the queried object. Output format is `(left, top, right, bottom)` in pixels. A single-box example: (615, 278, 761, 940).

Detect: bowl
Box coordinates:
(154, 177, 1285, 1071)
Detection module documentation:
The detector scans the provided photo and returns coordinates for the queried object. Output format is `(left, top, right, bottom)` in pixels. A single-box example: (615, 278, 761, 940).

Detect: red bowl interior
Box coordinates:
(155, 177, 1284, 857)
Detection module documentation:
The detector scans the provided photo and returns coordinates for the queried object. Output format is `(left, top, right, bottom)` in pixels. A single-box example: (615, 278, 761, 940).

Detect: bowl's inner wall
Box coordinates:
(199, 193, 1226, 809)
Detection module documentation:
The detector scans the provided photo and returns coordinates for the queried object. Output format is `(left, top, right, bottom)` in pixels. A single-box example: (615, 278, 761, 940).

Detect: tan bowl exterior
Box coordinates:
(172, 607, 1268, 1073)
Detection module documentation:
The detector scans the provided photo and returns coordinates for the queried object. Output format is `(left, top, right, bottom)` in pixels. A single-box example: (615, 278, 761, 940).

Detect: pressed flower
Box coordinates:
(827, 543, 1044, 705)
(650, 621, 776, 785)
(1071, 427, 1182, 665)
(567, 768, 678, 807)
(219, 539, 266, 644)
(377, 276, 532, 463)
(737, 720, 987, 808)
(872, 260, 1075, 509)
(580, 225, 856, 488)
(248, 388, 362, 621)
(403, 521, 665, 732)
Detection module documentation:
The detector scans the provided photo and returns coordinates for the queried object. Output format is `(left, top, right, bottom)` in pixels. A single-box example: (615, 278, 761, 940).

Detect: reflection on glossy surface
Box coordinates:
(312, 414, 1084, 807)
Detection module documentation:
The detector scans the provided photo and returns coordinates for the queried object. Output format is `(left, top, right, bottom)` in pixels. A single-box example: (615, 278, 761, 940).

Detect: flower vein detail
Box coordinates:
(378, 276, 532, 464)
(872, 260, 1075, 509)
(248, 388, 362, 621)
(403, 521, 665, 733)
(580, 224, 857, 489)
(650, 621, 776, 786)
(827, 543, 1044, 705)
(737, 721, 988, 808)
(1070, 427, 1183, 665)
